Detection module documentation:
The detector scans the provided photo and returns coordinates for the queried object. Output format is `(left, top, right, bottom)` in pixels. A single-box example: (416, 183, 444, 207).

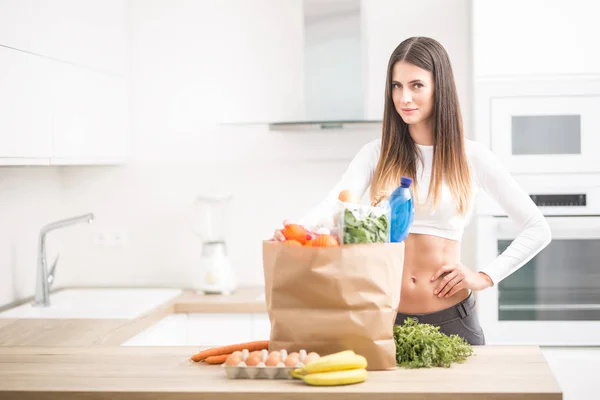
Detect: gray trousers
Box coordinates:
(394, 291, 486, 345)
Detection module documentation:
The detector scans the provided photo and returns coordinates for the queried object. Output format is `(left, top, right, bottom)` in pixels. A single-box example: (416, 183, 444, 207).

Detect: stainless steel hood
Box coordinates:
(269, 0, 381, 130)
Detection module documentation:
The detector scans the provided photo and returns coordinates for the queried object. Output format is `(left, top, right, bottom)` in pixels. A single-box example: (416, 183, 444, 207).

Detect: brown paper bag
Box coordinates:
(262, 240, 404, 370)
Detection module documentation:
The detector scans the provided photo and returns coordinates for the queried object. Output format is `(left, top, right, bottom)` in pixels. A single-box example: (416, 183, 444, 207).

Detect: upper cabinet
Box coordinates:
(0, 46, 53, 164)
(0, 0, 130, 165)
(51, 62, 129, 165)
(473, 0, 600, 77)
(0, 0, 128, 76)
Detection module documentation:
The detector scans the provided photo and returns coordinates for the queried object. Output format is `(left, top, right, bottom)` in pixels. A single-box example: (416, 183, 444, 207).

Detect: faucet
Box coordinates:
(33, 213, 95, 307)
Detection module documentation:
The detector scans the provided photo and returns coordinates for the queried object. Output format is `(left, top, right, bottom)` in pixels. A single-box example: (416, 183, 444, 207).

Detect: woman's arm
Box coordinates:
(471, 142, 552, 285)
(297, 139, 381, 231)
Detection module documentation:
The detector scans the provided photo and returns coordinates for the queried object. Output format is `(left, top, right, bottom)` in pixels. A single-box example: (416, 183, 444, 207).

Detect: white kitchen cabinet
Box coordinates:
(251, 313, 271, 341)
(122, 313, 264, 347)
(187, 313, 253, 347)
(50, 61, 129, 165)
(121, 314, 188, 346)
(473, 0, 600, 77)
(0, 45, 129, 165)
(542, 347, 600, 400)
(0, 0, 129, 76)
(0, 46, 53, 164)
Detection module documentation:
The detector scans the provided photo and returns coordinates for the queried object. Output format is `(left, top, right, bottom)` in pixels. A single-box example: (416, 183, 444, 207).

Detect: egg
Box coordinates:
(303, 352, 320, 365)
(225, 353, 243, 366)
(245, 354, 262, 366)
(265, 351, 281, 367)
(284, 352, 300, 367)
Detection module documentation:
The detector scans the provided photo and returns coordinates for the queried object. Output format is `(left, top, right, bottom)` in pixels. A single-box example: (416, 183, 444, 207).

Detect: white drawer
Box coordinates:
(121, 314, 187, 346)
(187, 313, 253, 346)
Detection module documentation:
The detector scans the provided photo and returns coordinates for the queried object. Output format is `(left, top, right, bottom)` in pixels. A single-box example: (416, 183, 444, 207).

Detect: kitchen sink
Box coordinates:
(0, 288, 182, 319)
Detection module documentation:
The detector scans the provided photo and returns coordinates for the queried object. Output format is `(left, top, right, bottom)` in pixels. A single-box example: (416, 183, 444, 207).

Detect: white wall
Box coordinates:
(0, 168, 64, 306)
(473, 0, 600, 77)
(0, 0, 474, 307)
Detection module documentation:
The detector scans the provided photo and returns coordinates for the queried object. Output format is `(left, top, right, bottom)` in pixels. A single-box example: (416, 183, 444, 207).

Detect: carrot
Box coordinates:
(190, 340, 269, 362)
(204, 354, 229, 364)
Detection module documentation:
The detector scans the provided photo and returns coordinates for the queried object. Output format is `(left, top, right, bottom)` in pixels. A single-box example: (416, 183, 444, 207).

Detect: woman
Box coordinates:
(274, 37, 551, 345)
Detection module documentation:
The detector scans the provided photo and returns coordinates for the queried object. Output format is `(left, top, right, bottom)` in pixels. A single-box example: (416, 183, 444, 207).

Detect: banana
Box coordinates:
(289, 369, 304, 379)
(301, 368, 368, 386)
(295, 350, 368, 375)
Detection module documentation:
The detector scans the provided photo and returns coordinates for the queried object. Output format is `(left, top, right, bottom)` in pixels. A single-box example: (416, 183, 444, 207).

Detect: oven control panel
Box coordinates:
(529, 194, 586, 207)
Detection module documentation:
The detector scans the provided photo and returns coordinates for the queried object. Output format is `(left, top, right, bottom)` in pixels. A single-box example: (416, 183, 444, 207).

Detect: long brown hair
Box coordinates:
(370, 37, 471, 215)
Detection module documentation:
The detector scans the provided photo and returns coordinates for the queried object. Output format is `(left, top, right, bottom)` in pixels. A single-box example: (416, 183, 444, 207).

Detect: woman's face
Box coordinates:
(391, 61, 434, 125)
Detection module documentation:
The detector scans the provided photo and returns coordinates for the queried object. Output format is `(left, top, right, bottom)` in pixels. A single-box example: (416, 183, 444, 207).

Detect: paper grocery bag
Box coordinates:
(262, 241, 404, 370)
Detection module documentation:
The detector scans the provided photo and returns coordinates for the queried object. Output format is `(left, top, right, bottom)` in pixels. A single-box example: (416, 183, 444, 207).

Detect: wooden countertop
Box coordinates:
(0, 287, 562, 399)
(173, 286, 266, 314)
(0, 286, 266, 347)
(0, 345, 561, 399)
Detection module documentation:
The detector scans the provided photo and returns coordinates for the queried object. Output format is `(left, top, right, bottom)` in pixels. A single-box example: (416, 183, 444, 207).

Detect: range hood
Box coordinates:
(269, 0, 381, 130)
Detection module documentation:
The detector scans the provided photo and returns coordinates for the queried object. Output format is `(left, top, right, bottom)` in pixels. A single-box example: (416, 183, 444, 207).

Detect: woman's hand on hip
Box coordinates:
(430, 264, 494, 298)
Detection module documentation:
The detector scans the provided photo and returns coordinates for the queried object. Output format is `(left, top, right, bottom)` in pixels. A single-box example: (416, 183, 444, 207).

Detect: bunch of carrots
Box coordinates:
(190, 340, 270, 364)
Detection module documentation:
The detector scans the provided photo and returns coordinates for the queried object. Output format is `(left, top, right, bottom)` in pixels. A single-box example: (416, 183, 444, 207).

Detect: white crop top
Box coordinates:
(298, 138, 552, 284)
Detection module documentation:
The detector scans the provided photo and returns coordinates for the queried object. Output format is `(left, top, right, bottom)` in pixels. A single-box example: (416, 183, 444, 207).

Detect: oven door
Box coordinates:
(476, 215, 600, 345)
(490, 95, 600, 174)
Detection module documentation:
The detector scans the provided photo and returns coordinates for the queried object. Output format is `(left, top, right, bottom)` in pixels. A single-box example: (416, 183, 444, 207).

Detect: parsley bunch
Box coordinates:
(394, 317, 473, 368)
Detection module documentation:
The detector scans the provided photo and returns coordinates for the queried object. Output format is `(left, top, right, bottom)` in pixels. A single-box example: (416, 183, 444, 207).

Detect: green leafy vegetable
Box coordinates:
(394, 317, 473, 368)
(342, 208, 389, 244)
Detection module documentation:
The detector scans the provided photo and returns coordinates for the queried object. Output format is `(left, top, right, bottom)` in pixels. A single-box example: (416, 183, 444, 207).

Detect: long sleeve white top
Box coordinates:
(299, 138, 552, 285)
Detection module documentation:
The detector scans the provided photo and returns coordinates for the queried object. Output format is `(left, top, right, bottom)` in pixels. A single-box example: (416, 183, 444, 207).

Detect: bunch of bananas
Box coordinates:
(290, 350, 368, 386)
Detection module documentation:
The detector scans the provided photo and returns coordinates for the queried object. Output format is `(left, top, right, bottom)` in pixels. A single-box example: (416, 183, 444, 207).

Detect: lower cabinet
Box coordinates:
(187, 313, 254, 346)
(121, 314, 188, 346)
(250, 313, 271, 342)
(121, 313, 271, 347)
(541, 347, 600, 400)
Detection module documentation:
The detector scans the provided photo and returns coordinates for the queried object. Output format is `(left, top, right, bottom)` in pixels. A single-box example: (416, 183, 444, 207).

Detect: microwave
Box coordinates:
(475, 76, 600, 175)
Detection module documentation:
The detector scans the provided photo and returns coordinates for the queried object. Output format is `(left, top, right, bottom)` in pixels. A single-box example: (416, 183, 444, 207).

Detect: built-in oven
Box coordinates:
(475, 175, 600, 345)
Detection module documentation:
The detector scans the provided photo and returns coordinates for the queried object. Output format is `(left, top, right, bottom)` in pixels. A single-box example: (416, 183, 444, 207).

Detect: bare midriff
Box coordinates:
(397, 233, 470, 314)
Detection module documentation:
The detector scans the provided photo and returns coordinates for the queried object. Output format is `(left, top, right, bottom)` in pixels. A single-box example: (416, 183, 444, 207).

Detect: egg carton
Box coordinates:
(222, 349, 311, 379)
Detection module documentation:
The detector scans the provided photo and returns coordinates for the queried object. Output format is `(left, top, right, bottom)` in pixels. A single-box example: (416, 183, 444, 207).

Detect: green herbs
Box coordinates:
(341, 208, 389, 244)
(394, 317, 473, 368)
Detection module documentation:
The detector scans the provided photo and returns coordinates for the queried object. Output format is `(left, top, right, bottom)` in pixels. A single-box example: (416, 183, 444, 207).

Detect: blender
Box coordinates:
(191, 192, 236, 295)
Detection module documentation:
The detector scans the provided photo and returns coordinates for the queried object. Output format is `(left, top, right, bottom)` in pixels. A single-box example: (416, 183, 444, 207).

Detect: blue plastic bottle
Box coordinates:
(389, 177, 415, 243)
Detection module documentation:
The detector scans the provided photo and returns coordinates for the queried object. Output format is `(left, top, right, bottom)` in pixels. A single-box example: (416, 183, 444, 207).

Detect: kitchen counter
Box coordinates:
(0, 345, 561, 399)
(0, 287, 563, 398)
(0, 286, 266, 347)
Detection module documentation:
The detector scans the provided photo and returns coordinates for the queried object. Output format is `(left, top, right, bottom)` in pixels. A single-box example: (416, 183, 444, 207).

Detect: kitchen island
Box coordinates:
(0, 287, 562, 399)
(0, 345, 562, 399)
